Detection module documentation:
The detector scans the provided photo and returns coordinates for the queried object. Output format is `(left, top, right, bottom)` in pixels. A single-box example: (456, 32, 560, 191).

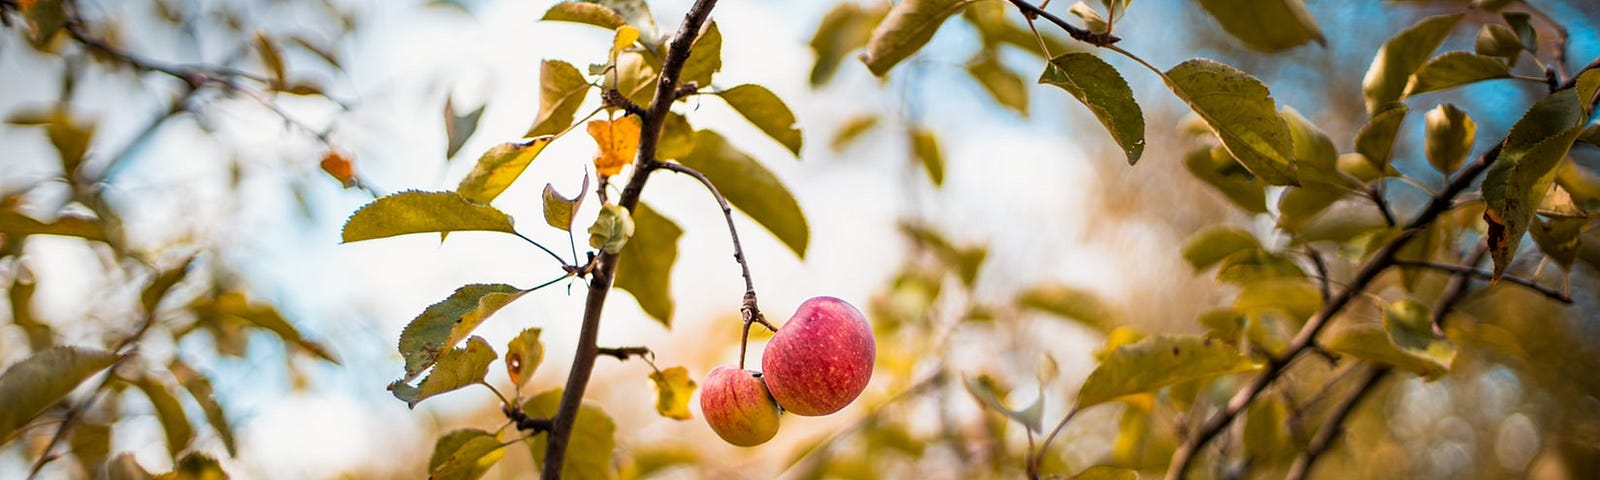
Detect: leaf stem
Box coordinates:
(1028, 406, 1079, 479)
(513, 231, 572, 268)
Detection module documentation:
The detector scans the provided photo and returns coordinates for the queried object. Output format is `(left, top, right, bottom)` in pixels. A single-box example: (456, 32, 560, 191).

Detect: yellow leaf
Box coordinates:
(649, 366, 696, 420)
(588, 116, 641, 176)
(611, 25, 639, 62)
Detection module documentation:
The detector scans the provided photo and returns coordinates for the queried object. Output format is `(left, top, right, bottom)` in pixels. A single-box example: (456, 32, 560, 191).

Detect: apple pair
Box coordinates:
(699, 296, 875, 446)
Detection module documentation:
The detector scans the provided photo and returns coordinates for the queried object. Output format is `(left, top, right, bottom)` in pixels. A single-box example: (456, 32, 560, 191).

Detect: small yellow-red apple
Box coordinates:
(699, 365, 781, 446)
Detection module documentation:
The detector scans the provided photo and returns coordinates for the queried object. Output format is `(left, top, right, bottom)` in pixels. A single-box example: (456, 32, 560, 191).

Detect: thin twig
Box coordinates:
(1305, 246, 1331, 304)
(1392, 259, 1570, 303)
(1284, 365, 1390, 480)
(512, 231, 572, 268)
(542, 1, 722, 477)
(595, 346, 652, 361)
(1029, 407, 1080, 479)
(1002, 0, 1120, 46)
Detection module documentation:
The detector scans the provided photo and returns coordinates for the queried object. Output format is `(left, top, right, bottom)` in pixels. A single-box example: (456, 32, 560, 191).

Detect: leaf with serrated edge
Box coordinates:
(342, 191, 516, 243)
(1165, 59, 1296, 184)
(527, 60, 592, 138)
(398, 284, 526, 381)
(719, 85, 803, 156)
(649, 366, 696, 420)
(543, 173, 589, 232)
(1484, 83, 1590, 278)
(1040, 53, 1145, 164)
(458, 137, 554, 205)
(678, 130, 810, 257)
(1362, 14, 1463, 114)
(0, 346, 118, 443)
(523, 389, 618, 480)
(862, 0, 977, 76)
(1405, 52, 1512, 97)
(614, 203, 681, 327)
(1078, 335, 1261, 409)
(390, 336, 496, 408)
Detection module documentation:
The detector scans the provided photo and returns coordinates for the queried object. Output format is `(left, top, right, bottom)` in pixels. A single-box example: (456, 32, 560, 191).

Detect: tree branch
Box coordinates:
(1002, 0, 1121, 47)
(1392, 259, 1570, 304)
(542, 1, 721, 477)
(1284, 365, 1390, 480)
(595, 346, 652, 361)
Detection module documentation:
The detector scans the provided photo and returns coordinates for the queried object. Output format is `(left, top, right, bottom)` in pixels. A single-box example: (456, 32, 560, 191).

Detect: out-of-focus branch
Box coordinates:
(1393, 259, 1570, 303)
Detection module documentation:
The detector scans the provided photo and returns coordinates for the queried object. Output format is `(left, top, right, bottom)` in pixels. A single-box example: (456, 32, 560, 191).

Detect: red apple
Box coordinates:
(761, 296, 875, 416)
(699, 365, 781, 446)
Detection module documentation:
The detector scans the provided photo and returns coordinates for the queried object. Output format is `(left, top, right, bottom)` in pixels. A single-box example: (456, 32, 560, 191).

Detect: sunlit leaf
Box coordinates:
(105, 453, 154, 480)
(1276, 185, 1343, 234)
(1405, 52, 1512, 97)
(155, 452, 229, 480)
(589, 116, 642, 177)
(320, 151, 357, 188)
(963, 375, 1042, 432)
(69, 422, 111, 476)
(718, 84, 802, 156)
(1233, 280, 1321, 322)
(1165, 59, 1297, 184)
(1424, 104, 1477, 175)
(831, 115, 880, 152)
(610, 25, 639, 62)
(809, 3, 886, 85)
(1242, 395, 1292, 462)
(1182, 227, 1261, 271)
(523, 389, 618, 480)
(862, 0, 973, 76)
(134, 376, 194, 459)
(1077, 335, 1262, 409)
(612, 51, 659, 108)
(1280, 107, 1344, 189)
(1353, 105, 1407, 173)
(649, 366, 696, 420)
(1015, 283, 1116, 333)
(678, 130, 810, 257)
(588, 204, 635, 254)
(505, 328, 545, 389)
(1040, 53, 1144, 164)
(1196, 0, 1325, 52)
(1067, 2, 1108, 34)
(679, 22, 721, 89)
(614, 203, 680, 327)
(658, 113, 695, 160)
(1361, 14, 1463, 114)
(595, 0, 659, 44)
(342, 191, 517, 243)
(20, 0, 66, 44)
(0, 346, 118, 443)
(457, 137, 555, 205)
(444, 97, 486, 160)
(429, 429, 506, 480)
(541, 2, 627, 30)
(390, 336, 496, 408)
(527, 60, 593, 138)
(1216, 249, 1305, 285)
(169, 359, 236, 456)
(1484, 80, 1592, 278)
(908, 126, 945, 186)
(1185, 147, 1268, 213)
(397, 284, 527, 381)
(1327, 323, 1453, 380)
(543, 174, 589, 232)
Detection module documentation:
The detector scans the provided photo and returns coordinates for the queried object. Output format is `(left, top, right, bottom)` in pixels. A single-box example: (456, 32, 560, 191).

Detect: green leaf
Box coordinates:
(1503, 12, 1537, 52)
(1185, 147, 1268, 213)
(1280, 107, 1344, 190)
(169, 359, 236, 456)
(1073, 465, 1139, 480)
(969, 53, 1029, 116)
(342, 191, 517, 243)
(718, 84, 803, 156)
(809, 3, 886, 86)
(526, 60, 593, 138)
(1196, 0, 1325, 52)
(1425, 104, 1477, 175)
(523, 389, 618, 480)
(0, 346, 118, 444)
(134, 376, 194, 459)
(862, 0, 975, 76)
(1242, 395, 1292, 462)
(1353, 105, 1408, 174)
(588, 203, 636, 254)
(963, 375, 1042, 432)
(390, 336, 496, 408)
(1276, 185, 1343, 234)
(1475, 24, 1522, 61)
(908, 126, 945, 186)
(398, 284, 527, 381)
(429, 429, 506, 480)
(1016, 283, 1116, 333)
(444, 97, 486, 160)
(1216, 249, 1305, 285)
(543, 174, 589, 232)
(648, 366, 696, 420)
(678, 130, 810, 257)
(614, 203, 681, 327)
(1327, 320, 1454, 379)
(1404, 52, 1512, 97)
(1165, 59, 1297, 185)
(1484, 84, 1591, 278)
(1077, 335, 1261, 409)
(457, 137, 554, 205)
(1234, 280, 1321, 322)
(679, 22, 721, 89)
(541, 2, 627, 30)
(1361, 14, 1463, 114)
(505, 328, 545, 389)
(831, 115, 880, 152)
(1183, 227, 1261, 271)
(1040, 53, 1145, 164)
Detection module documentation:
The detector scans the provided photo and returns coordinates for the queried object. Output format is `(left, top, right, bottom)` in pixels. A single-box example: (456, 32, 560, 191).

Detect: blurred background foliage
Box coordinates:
(1, 0, 1599, 479)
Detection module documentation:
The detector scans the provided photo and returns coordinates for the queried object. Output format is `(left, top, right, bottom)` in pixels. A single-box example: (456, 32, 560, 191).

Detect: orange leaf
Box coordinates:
(320, 151, 356, 188)
(587, 116, 641, 176)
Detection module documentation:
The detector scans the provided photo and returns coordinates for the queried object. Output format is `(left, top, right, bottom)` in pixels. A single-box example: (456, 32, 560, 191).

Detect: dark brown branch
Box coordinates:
(1368, 184, 1397, 227)
(1305, 246, 1331, 304)
(1432, 243, 1489, 329)
(601, 89, 647, 118)
(1165, 56, 1600, 480)
(595, 346, 652, 361)
(1002, 0, 1121, 47)
(543, 1, 721, 477)
(504, 403, 553, 434)
(1284, 366, 1390, 480)
(1393, 259, 1571, 304)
